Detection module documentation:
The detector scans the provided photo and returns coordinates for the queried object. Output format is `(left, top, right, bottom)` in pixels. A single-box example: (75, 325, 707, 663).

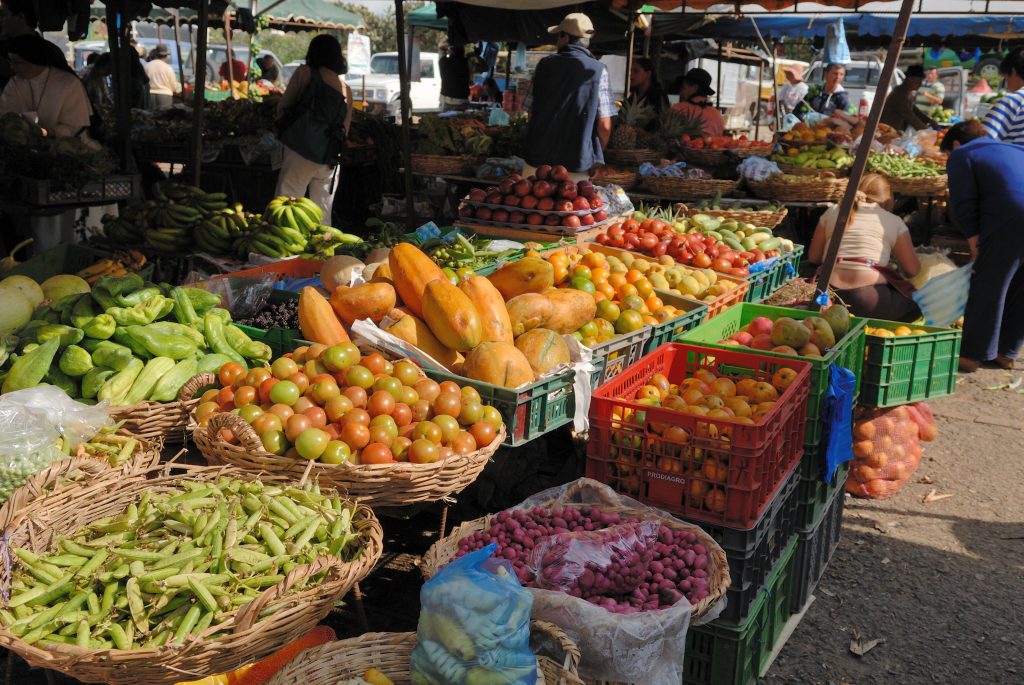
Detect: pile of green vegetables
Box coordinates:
(867, 153, 944, 178)
(0, 274, 272, 405)
(0, 477, 370, 649)
(421, 233, 521, 274)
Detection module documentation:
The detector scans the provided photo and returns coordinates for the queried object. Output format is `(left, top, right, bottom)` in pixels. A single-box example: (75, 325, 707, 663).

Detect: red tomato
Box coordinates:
(218, 362, 245, 387)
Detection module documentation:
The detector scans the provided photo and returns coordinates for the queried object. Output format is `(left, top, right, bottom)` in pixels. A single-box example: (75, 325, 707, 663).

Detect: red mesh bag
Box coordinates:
(846, 404, 934, 500)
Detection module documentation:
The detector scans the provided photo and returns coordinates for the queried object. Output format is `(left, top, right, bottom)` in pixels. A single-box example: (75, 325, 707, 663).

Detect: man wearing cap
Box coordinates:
(881, 64, 936, 132)
(144, 45, 179, 109)
(672, 68, 725, 137)
(778, 64, 809, 117)
(524, 13, 615, 180)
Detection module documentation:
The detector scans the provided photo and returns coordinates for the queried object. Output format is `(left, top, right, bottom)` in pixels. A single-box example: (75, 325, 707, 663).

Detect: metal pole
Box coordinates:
(105, 0, 130, 169)
(755, 58, 763, 140)
(395, 0, 415, 229)
(624, 0, 637, 95)
(505, 42, 512, 100)
(816, 0, 916, 296)
(224, 10, 236, 97)
(172, 10, 186, 97)
(191, 0, 210, 186)
(716, 41, 723, 109)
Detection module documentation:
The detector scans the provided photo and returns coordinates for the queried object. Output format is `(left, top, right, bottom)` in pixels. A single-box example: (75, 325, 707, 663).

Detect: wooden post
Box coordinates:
(624, 0, 637, 95)
(755, 58, 764, 140)
(191, 0, 210, 186)
(395, 0, 415, 229)
(105, 0, 131, 169)
(172, 10, 186, 97)
(815, 0, 916, 297)
(716, 40, 723, 109)
(224, 9, 236, 97)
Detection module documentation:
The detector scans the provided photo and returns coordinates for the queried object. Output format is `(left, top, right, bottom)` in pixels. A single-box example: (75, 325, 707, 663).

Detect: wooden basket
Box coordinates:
(420, 479, 730, 622)
(886, 174, 947, 197)
(775, 163, 850, 178)
(643, 176, 739, 200)
(748, 175, 849, 202)
(410, 153, 474, 176)
(194, 413, 503, 508)
(731, 147, 772, 160)
(682, 147, 731, 167)
(603, 148, 659, 167)
(593, 169, 639, 188)
(109, 372, 217, 444)
(265, 621, 583, 685)
(679, 205, 789, 229)
(0, 457, 384, 685)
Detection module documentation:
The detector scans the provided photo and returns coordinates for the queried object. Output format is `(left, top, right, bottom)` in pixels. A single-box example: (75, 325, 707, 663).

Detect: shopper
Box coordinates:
(626, 57, 669, 120)
(942, 120, 1024, 371)
(257, 54, 279, 85)
(672, 68, 724, 137)
(439, 42, 470, 111)
(881, 64, 936, 132)
(778, 64, 809, 117)
(808, 63, 850, 117)
(144, 45, 179, 109)
(80, 52, 112, 110)
(0, 34, 92, 139)
(981, 47, 1024, 144)
(808, 173, 921, 322)
(275, 34, 352, 221)
(220, 56, 247, 82)
(916, 66, 945, 110)
(524, 12, 615, 180)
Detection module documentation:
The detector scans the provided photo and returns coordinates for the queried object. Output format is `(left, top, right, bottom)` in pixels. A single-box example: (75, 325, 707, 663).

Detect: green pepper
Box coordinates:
(32, 306, 58, 324)
(123, 357, 176, 405)
(183, 288, 221, 313)
(144, 322, 206, 349)
(223, 325, 271, 363)
(46, 366, 78, 397)
(58, 345, 94, 377)
(116, 286, 162, 308)
(124, 326, 197, 360)
(36, 324, 84, 348)
(81, 367, 115, 400)
(202, 312, 245, 368)
(82, 314, 116, 340)
(94, 273, 144, 300)
(0, 334, 17, 368)
(70, 296, 96, 329)
(108, 295, 175, 327)
(2, 337, 60, 393)
(170, 287, 201, 327)
(148, 358, 199, 402)
(112, 328, 151, 359)
(206, 308, 232, 324)
(90, 341, 135, 371)
(97, 358, 144, 405)
(197, 353, 233, 375)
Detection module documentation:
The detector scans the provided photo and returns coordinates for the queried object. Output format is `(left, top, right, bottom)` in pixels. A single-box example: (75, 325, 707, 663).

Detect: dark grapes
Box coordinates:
(237, 299, 299, 330)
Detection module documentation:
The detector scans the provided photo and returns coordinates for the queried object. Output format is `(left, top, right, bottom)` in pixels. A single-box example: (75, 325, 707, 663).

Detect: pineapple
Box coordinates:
(610, 99, 656, 150)
(654, 109, 705, 156)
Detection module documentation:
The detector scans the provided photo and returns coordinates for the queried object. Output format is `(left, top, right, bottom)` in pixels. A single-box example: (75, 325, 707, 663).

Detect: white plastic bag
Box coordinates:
(912, 263, 972, 327)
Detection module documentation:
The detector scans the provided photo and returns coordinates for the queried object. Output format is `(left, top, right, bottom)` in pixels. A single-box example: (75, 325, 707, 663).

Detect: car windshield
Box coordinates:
(371, 55, 400, 75)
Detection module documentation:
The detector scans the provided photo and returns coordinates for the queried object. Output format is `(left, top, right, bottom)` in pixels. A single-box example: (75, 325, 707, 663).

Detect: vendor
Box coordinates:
(220, 57, 247, 82)
(0, 34, 92, 139)
(808, 173, 921, 322)
(626, 58, 669, 121)
(144, 45, 180, 109)
(916, 67, 945, 110)
(981, 48, 1024, 144)
(778, 64, 809, 117)
(880, 65, 936, 132)
(257, 55, 280, 85)
(808, 63, 849, 117)
(943, 120, 1024, 372)
(672, 68, 724, 138)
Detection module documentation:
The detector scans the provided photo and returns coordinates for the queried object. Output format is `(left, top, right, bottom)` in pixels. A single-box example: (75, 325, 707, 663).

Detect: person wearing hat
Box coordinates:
(778, 64, 808, 117)
(672, 68, 724, 138)
(880, 64, 936, 132)
(144, 44, 179, 109)
(524, 12, 616, 180)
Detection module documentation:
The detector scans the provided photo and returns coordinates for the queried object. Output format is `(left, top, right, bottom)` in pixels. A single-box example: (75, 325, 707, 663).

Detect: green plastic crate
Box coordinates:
(591, 326, 651, 387)
(684, 536, 798, 685)
(7, 244, 154, 282)
(644, 291, 707, 354)
(679, 303, 867, 450)
(859, 320, 961, 408)
(740, 245, 805, 304)
(784, 244, 805, 278)
(795, 445, 850, 531)
(231, 290, 302, 358)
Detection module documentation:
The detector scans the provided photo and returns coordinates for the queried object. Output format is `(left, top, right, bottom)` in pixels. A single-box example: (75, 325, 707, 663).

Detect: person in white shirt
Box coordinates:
(144, 45, 179, 109)
(778, 64, 808, 116)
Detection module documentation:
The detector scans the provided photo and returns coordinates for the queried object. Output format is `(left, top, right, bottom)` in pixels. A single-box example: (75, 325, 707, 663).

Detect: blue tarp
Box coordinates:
(706, 14, 1024, 40)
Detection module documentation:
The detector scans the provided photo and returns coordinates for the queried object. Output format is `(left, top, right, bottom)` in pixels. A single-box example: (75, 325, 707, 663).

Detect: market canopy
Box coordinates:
(408, 2, 447, 30)
(704, 13, 1024, 39)
(256, 0, 365, 30)
(612, 0, 1024, 13)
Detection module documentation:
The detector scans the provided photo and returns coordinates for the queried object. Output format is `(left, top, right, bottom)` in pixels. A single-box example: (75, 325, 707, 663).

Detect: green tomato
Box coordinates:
(458, 401, 483, 426)
(269, 380, 300, 406)
(322, 343, 360, 372)
(294, 428, 329, 460)
(260, 429, 288, 455)
(320, 440, 352, 464)
(373, 375, 404, 399)
(433, 414, 460, 444)
(237, 405, 263, 424)
(369, 415, 398, 439)
(345, 365, 375, 390)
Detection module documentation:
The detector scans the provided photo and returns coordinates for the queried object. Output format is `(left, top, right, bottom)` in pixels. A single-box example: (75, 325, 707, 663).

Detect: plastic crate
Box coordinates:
(427, 359, 605, 447)
(587, 343, 811, 528)
(590, 325, 652, 387)
(745, 245, 805, 304)
(790, 485, 845, 614)
(679, 303, 867, 451)
(795, 446, 851, 531)
(216, 258, 324, 285)
(230, 290, 302, 358)
(17, 174, 139, 206)
(694, 461, 799, 625)
(645, 292, 707, 354)
(784, 244, 805, 278)
(684, 536, 798, 685)
(859, 320, 962, 408)
(6, 244, 154, 282)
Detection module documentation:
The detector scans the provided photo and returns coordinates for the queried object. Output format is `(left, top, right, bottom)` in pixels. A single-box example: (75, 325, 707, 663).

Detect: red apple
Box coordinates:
(475, 207, 493, 221)
(545, 214, 562, 226)
(508, 211, 525, 224)
(503, 194, 521, 207)
(527, 175, 537, 183)
(580, 213, 595, 226)
(458, 205, 475, 219)
(521, 195, 539, 209)
(468, 188, 487, 202)
(526, 212, 544, 226)
(498, 178, 515, 195)
(590, 196, 604, 208)
(593, 210, 608, 222)
(514, 179, 532, 197)
(492, 209, 509, 222)
(747, 317, 774, 337)
(577, 180, 597, 199)
(558, 181, 578, 199)
(571, 196, 591, 211)
(729, 331, 754, 346)
(485, 192, 503, 205)
(556, 200, 574, 212)
(536, 164, 552, 180)
(533, 180, 554, 198)
(485, 186, 499, 194)
(538, 198, 555, 211)
(751, 334, 773, 351)
(551, 165, 570, 182)
(563, 215, 582, 228)
(509, 174, 522, 182)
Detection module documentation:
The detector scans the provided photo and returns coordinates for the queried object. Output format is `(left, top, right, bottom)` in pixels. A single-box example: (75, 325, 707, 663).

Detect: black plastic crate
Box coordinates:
(795, 446, 851, 531)
(790, 485, 845, 614)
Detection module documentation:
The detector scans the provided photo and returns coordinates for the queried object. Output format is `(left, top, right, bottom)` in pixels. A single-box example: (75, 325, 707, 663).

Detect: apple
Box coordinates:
(563, 215, 582, 228)
(555, 200, 574, 212)
(508, 211, 525, 224)
(747, 317, 774, 337)
(593, 210, 608, 222)
(750, 334, 773, 351)
(503, 194, 521, 207)
(527, 175, 537, 182)
(772, 345, 799, 356)
(538, 198, 555, 211)
(498, 178, 515, 195)
(509, 174, 522, 182)
(533, 180, 554, 198)
(492, 209, 509, 222)
(521, 195, 539, 209)
(458, 205, 475, 219)
(468, 188, 487, 202)
(527, 212, 544, 226)
(536, 165, 552, 180)
(551, 165, 570, 181)
(558, 181, 578, 200)
(729, 331, 754, 346)
(578, 181, 597, 199)
(485, 186, 499, 194)
(485, 192, 503, 205)
(571, 196, 590, 211)
(545, 214, 562, 226)
(580, 214, 595, 226)
(475, 207, 493, 221)
(514, 179, 532, 197)
(590, 196, 604, 208)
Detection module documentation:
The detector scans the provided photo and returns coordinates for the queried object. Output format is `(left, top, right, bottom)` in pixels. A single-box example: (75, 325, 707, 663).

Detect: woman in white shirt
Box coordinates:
(778, 64, 808, 116)
(0, 34, 92, 139)
(144, 45, 180, 109)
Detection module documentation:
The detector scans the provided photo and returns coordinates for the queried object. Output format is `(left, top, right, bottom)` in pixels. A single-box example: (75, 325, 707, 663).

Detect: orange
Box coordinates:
(642, 315, 658, 325)
(597, 282, 616, 300)
(581, 252, 606, 269)
(608, 273, 627, 289)
(634, 278, 654, 299)
(618, 283, 639, 298)
(593, 291, 607, 302)
(614, 309, 645, 333)
(590, 267, 609, 284)
(547, 251, 569, 268)
(625, 269, 644, 284)
(645, 294, 664, 311)
(653, 308, 674, 323)
(572, 265, 592, 280)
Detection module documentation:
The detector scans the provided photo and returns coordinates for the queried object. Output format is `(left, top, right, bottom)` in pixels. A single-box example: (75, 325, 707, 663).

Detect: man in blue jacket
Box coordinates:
(524, 13, 615, 180)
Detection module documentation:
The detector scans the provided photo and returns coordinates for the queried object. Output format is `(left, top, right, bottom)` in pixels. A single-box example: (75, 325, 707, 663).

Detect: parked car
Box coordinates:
(345, 51, 441, 118)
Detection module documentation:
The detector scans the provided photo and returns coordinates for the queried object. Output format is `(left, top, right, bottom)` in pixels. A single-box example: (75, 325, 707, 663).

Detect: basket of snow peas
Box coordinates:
(0, 457, 383, 685)
(866, 153, 948, 196)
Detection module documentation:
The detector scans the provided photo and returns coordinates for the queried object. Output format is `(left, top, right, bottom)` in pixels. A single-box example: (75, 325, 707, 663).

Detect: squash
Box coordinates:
(421, 279, 482, 352)
(505, 293, 554, 337)
(298, 286, 349, 345)
(389, 243, 445, 318)
(544, 289, 597, 334)
(459, 276, 513, 344)
(463, 342, 536, 389)
(384, 311, 458, 368)
(515, 328, 570, 375)
(319, 255, 365, 293)
(329, 282, 397, 326)
(487, 257, 554, 300)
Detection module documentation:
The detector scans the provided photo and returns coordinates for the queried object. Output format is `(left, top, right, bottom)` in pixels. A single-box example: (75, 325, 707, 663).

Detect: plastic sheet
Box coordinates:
(913, 263, 971, 327)
(189, 273, 276, 320)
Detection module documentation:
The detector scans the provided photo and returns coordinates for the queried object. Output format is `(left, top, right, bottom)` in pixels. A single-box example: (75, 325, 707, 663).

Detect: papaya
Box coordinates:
(368, 261, 395, 285)
(421, 279, 483, 352)
(505, 293, 554, 337)
(389, 243, 445, 318)
(463, 342, 536, 389)
(459, 276, 513, 344)
(487, 257, 554, 300)
(329, 282, 397, 326)
(298, 286, 349, 345)
(515, 328, 570, 375)
(544, 289, 597, 334)
(384, 311, 458, 368)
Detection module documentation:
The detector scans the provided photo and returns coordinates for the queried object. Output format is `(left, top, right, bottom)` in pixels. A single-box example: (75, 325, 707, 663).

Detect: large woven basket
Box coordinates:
(265, 621, 583, 685)
(421, 479, 730, 622)
(775, 163, 850, 178)
(109, 372, 217, 444)
(604, 148, 659, 167)
(679, 204, 789, 229)
(410, 153, 474, 176)
(644, 176, 739, 200)
(748, 175, 849, 202)
(593, 169, 639, 188)
(0, 457, 383, 685)
(682, 147, 731, 167)
(886, 174, 947, 197)
(731, 147, 772, 160)
(194, 412, 503, 508)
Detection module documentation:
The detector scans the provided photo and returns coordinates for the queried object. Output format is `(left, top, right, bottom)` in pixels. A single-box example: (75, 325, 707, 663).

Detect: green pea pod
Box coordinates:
(148, 358, 199, 402)
(197, 353, 233, 375)
(90, 340, 135, 371)
(97, 357, 145, 405)
(170, 287, 201, 326)
(45, 366, 78, 397)
(203, 312, 246, 368)
(81, 367, 115, 399)
(145, 322, 207, 349)
(36, 324, 84, 348)
(116, 286, 161, 308)
(124, 326, 197, 360)
(183, 288, 221, 313)
(223, 324, 271, 363)
(108, 295, 175, 327)
(112, 327, 151, 359)
(2, 337, 60, 393)
(70, 296, 96, 329)
(58, 345, 94, 377)
(123, 357, 176, 405)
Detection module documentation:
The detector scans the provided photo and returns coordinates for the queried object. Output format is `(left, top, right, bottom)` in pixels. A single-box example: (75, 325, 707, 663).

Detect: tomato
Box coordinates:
(219, 362, 245, 387)
(368, 425, 395, 447)
(295, 428, 329, 460)
(433, 392, 462, 419)
(343, 408, 371, 426)
(408, 439, 439, 464)
(309, 378, 340, 404)
(458, 401, 483, 426)
(251, 412, 283, 434)
(343, 386, 368, 409)
(652, 241, 669, 257)
(373, 375, 403, 399)
(195, 401, 220, 426)
(433, 414, 460, 444)
(393, 360, 421, 386)
(340, 422, 370, 450)
(361, 442, 395, 464)
(200, 388, 220, 404)
(362, 353, 391, 376)
(321, 343, 359, 372)
(639, 233, 658, 251)
(270, 358, 298, 381)
(413, 421, 443, 444)
(230, 385, 254, 408)
(398, 386, 419, 406)
(324, 395, 354, 422)
(268, 403, 295, 421)
(245, 367, 272, 388)
(292, 397, 315, 414)
(259, 430, 288, 455)
(392, 403, 413, 427)
(438, 381, 461, 396)
(345, 365, 374, 390)
(217, 387, 236, 407)
(370, 414, 398, 438)
(367, 391, 396, 417)
(452, 431, 478, 455)
(238, 405, 263, 424)
(304, 359, 328, 380)
(303, 406, 328, 429)
(285, 414, 313, 441)
(390, 437, 412, 462)
(258, 377, 279, 404)
(469, 420, 497, 447)
(482, 406, 503, 431)
(288, 371, 309, 394)
(320, 440, 352, 464)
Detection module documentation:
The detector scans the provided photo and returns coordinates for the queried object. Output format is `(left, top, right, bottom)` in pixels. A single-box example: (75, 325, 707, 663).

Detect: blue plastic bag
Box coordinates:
(819, 364, 857, 483)
(412, 544, 536, 685)
(912, 263, 971, 327)
(824, 18, 851, 65)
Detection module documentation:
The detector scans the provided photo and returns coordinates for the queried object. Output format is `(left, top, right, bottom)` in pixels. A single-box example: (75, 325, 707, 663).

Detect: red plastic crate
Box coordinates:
(586, 343, 811, 529)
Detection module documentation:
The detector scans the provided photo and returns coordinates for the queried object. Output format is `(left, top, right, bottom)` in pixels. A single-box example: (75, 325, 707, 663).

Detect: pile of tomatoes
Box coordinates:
(683, 135, 772, 151)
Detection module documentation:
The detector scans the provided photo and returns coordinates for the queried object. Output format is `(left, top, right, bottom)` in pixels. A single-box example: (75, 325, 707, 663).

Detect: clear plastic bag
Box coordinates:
(412, 544, 537, 685)
(528, 521, 658, 599)
(188, 273, 277, 320)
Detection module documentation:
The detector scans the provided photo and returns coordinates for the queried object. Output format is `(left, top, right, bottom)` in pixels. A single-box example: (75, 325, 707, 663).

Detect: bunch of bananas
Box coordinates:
(143, 182, 230, 252)
(192, 206, 252, 254)
(101, 206, 147, 243)
(238, 197, 360, 259)
(75, 249, 148, 284)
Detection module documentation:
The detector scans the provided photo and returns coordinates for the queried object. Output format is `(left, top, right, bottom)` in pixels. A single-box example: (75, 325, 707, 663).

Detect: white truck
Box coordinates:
(345, 52, 441, 119)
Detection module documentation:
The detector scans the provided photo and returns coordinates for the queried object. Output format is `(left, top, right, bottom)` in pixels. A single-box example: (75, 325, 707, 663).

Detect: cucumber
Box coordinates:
(759, 237, 783, 251)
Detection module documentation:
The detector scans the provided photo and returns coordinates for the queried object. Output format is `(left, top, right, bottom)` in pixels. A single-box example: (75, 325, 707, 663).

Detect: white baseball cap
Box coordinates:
(548, 13, 595, 38)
